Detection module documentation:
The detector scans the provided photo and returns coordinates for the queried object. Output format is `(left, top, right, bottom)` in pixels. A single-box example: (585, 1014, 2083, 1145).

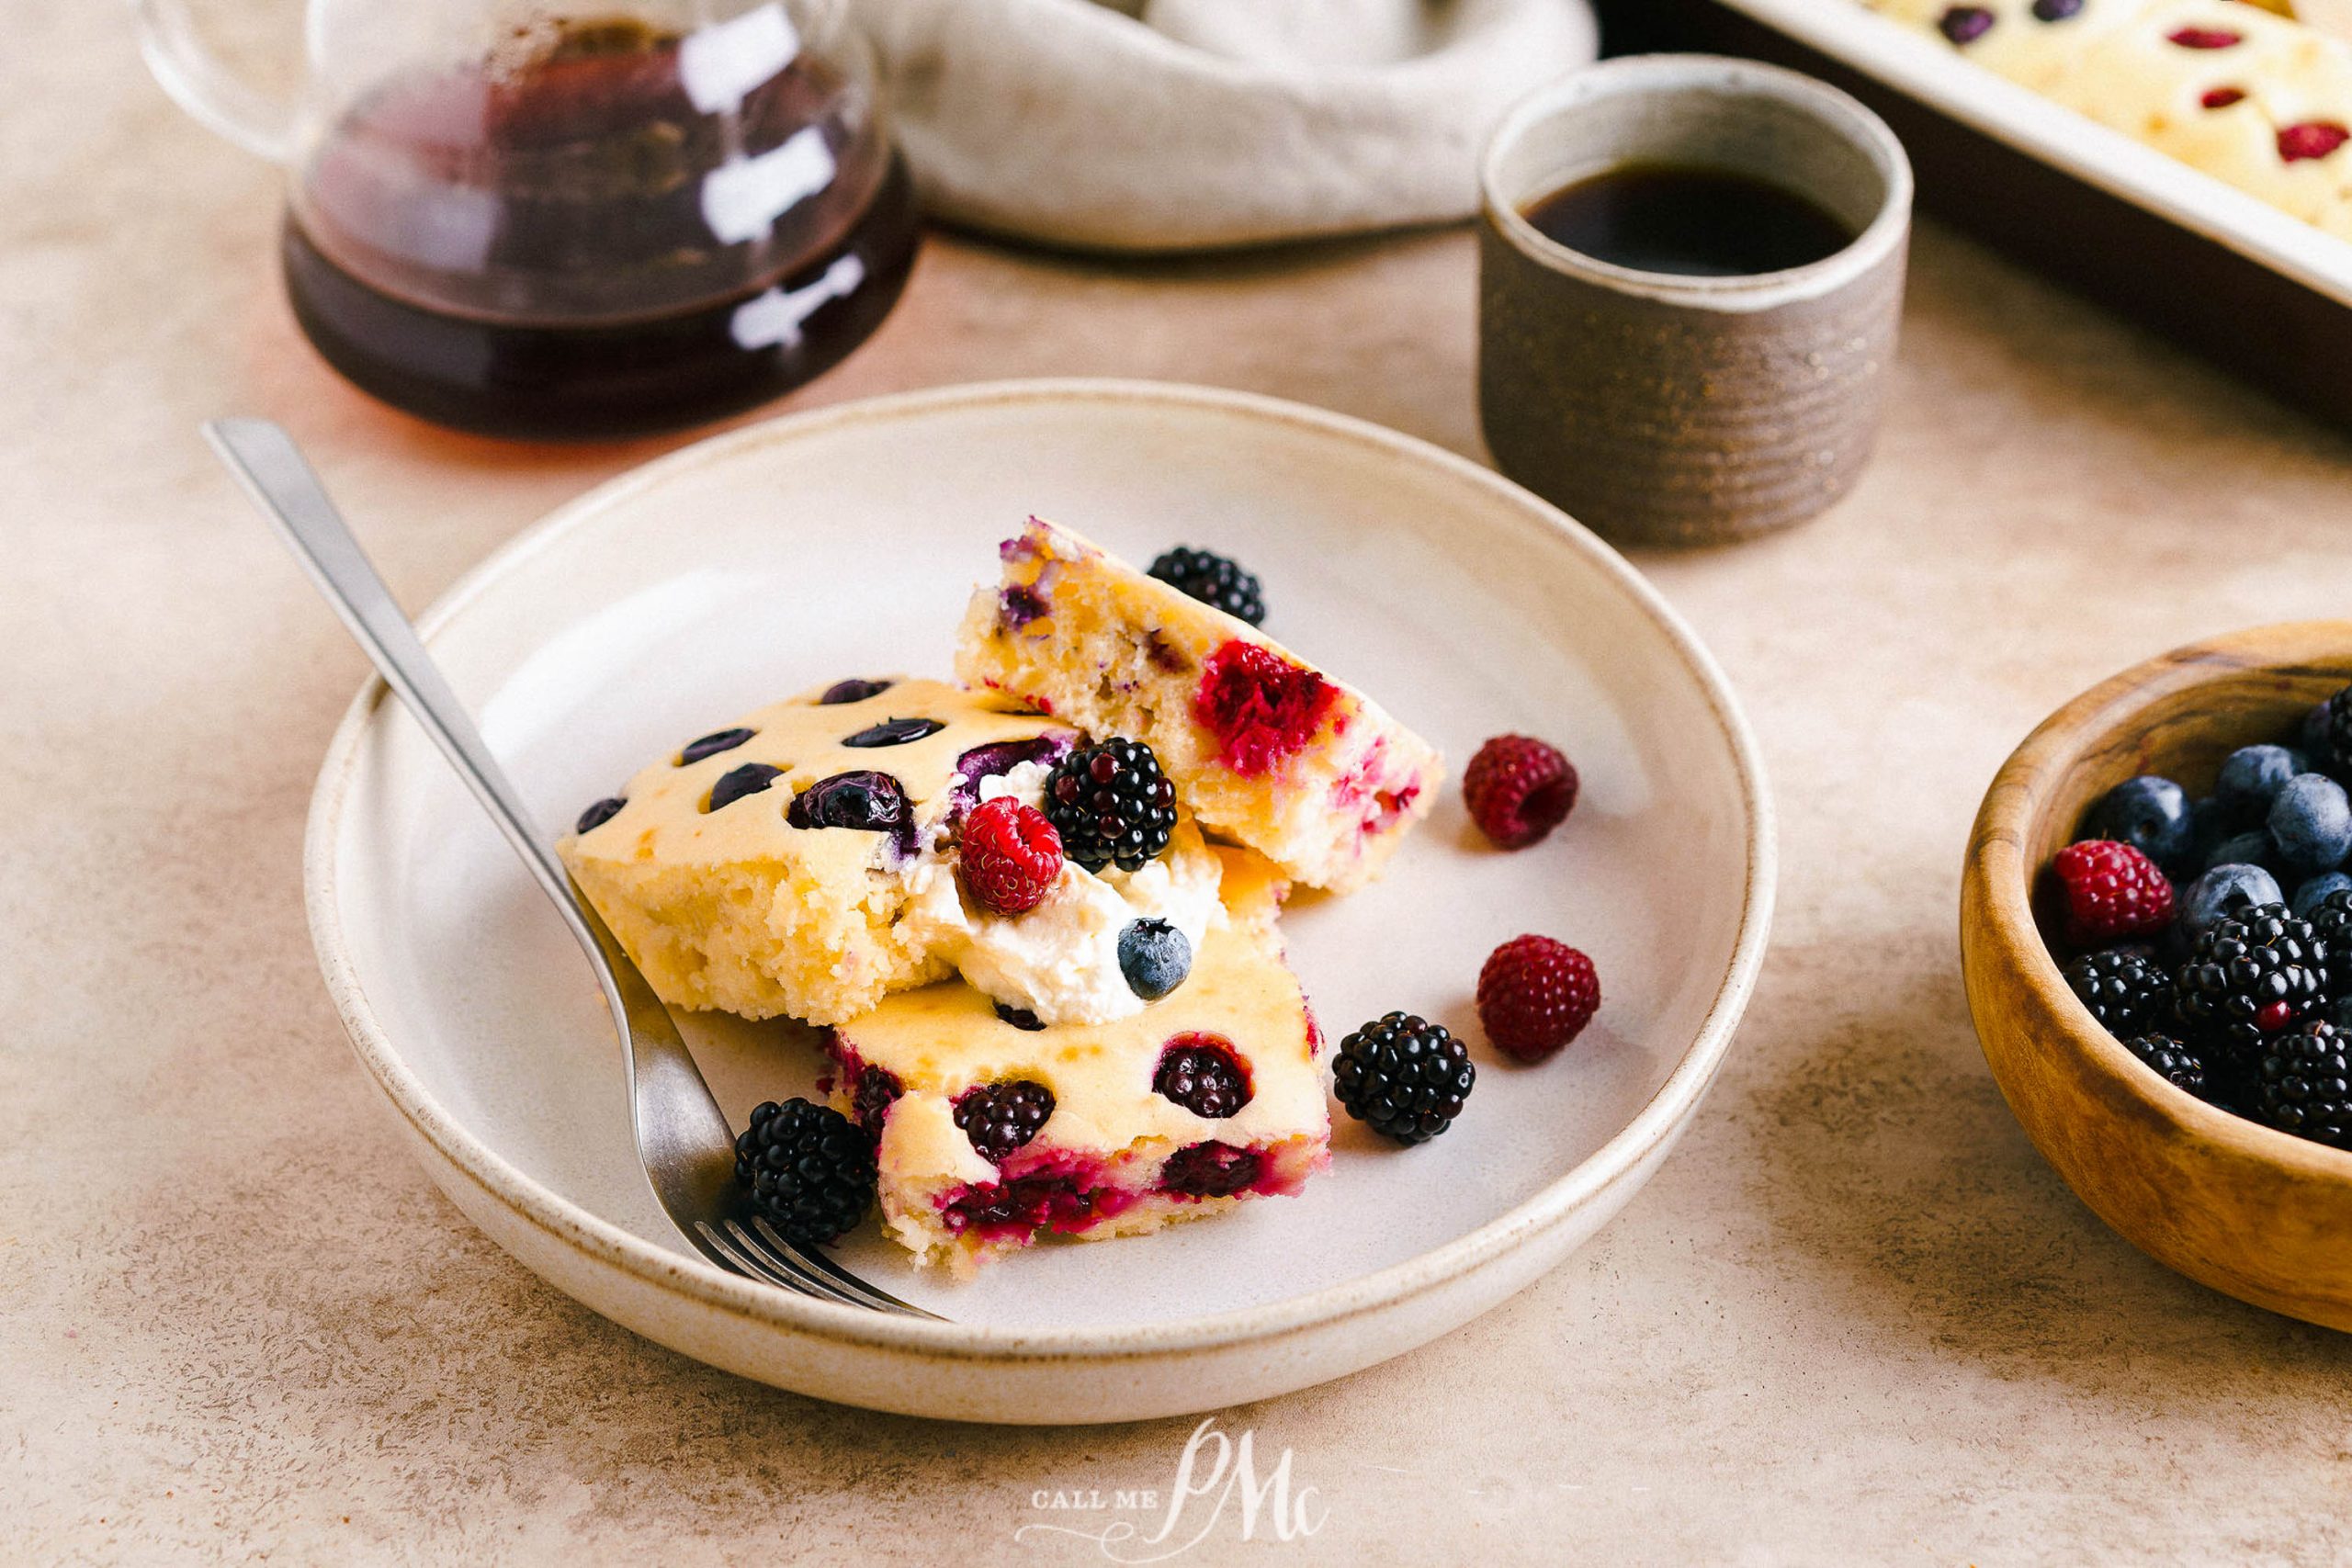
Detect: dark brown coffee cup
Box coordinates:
(1478, 56, 1912, 546)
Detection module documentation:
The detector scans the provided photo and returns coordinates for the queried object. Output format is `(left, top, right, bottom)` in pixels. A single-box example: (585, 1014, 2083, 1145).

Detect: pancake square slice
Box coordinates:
(955, 517, 1443, 893)
(824, 848, 1330, 1274)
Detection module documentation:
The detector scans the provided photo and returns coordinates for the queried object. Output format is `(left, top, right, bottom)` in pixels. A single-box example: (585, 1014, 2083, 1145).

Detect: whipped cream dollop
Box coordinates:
(902, 761, 1223, 1025)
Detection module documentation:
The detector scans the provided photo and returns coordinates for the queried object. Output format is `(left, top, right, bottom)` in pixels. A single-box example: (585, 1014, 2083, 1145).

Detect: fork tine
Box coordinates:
(694, 1220, 856, 1306)
(723, 1218, 925, 1317)
(746, 1216, 947, 1320)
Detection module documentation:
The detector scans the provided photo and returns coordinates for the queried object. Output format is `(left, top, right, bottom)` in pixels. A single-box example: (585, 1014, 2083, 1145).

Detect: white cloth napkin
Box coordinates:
(852, 0, 1599, 251)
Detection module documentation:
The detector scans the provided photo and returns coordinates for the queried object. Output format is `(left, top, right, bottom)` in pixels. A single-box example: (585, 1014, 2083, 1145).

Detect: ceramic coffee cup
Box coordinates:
(1478, 56, 1912, 546)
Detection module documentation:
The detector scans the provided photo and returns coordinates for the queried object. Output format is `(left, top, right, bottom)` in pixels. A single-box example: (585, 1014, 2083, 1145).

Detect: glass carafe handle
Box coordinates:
(132, 0, 298, 164)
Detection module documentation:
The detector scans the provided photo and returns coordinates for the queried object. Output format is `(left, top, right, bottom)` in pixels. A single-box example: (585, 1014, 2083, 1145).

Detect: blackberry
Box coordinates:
(2253, 1020, 2352, 1147)
(733, 1098, 876, 1245)
(849, 1063, 902, 1136)
(1043, 739, 1177, 873)
(2304, 888, 2352, 987)
(2173, 902, 2329, 1060)
(2060, 949, 2171, 1038)
(1332, 1012, 1476, 1145)
(1154, 1033, 1253, 1119)
(2320, 685, 2352, 778)
(2120, 1032, 2206, 1097)
(1160, 1142, 1261, 1198)
(1148, 546, 1266, 626)
(954, 1078, 1056, 1162)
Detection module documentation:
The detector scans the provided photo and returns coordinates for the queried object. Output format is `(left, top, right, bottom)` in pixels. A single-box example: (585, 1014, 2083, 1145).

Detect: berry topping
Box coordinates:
(2254, 1020, 2352, 1146)
(2062, 948, 2172, 1038)
(1044, 739, 1178, 873)
(954, 1078, 1057, 1162)
(999, 585, 1049, 628)
(995, 1003, 1046, 1032)
(2201, 86, 2246, 110)
(820, 678, 892, 705)
(575, 795, 626, 834)
(786, 770, 909, 834)
(2285, 121, 2352, 161)
(850, 1063, 902, 1136)
(1118, 918, 1193, 1001)
(1939, 6, 1995, 43)
(2268, 773, 2352, 871)
(678, 727, 755, 765)
(706, 762, 784, 813)
(733, 1098, 876, 1246)
(842, 716, 947, 749)
(1333, 1012, 1476, 1145)
(2051, 839, 2176, 946)
(2121, 1032, 2207, 1097)
(2166, 26, 2241, 48)
(1148, 546, 1267, 626)
(2086, 774, 2195, 874)
(1192, 640, 1340, 777)
(1476, 935, 1600, 1061)
(1160, 1142, 1262, 1198)
(2174, 903, 2329, 1058)
(1154, 1033, 1253, 1119)
(2030, 0, 2081, 17)
(959, 796, 1064, 916)
(1464, 735, 1580, 851)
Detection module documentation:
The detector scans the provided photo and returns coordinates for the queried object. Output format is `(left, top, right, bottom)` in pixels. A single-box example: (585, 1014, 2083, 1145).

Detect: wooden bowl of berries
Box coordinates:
(1962, 620, 2352, 1330)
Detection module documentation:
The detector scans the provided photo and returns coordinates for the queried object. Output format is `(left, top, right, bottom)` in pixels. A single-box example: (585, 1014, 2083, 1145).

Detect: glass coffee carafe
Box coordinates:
(136, 0, 918, 437)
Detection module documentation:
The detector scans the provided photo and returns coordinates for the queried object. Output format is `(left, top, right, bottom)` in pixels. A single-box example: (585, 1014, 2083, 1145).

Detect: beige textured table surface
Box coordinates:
(13, 4, 2352, 1563)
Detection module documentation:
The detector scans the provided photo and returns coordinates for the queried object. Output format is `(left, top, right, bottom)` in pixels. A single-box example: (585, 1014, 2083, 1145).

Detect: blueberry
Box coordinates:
(949, 737, 1068, 816)
(842, 716, 947, 749)
(2206, 829, 2280, 875)
(1118, 919, 1193, 1001)
(993, 1002, 1046, 1032)
(2216, 745, 2305, 824)
(786, 770, 909, 834)
(820, 678, 892, 705)
(2180, 863, 2285, 937)
(2268, 773, 2352, 872)
(2295, 873, 2352, 920)
(2086, 775, 2195, 872)
(575, 795, 626, 834)
(678, 727, 756, 765)
(706, 762, 783, 812)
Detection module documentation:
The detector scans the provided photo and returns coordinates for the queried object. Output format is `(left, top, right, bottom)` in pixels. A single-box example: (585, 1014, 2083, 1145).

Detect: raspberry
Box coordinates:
(1192, 641, 1339, 777)
(953, 1078, 1057, 1162)
(2051, 839, 2175, 946)
(1148, 547, 1266, 626)
(1463, 735, 1579, 850)
(2166, 25, 2241, 48)
(2276, 116, 2345, 158)
(1476, 934, 1600, 1062)
(732, 1099, 876, 1246)
(958, 796, 1062, 915)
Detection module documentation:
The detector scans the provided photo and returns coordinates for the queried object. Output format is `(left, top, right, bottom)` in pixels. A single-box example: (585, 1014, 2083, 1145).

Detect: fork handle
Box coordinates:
(204, 419, 600, 958)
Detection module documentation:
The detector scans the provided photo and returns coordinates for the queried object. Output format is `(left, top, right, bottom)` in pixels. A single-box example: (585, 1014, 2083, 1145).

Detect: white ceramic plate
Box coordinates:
(307, 379, 1774, 1424)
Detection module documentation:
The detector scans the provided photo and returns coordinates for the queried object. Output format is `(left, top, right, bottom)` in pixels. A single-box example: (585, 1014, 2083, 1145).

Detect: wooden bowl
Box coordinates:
(1961, 620, 2352, 1330)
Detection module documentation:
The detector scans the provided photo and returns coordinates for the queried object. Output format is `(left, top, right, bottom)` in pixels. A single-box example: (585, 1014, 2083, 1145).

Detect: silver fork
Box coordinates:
(207, 418, 939, 1321)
